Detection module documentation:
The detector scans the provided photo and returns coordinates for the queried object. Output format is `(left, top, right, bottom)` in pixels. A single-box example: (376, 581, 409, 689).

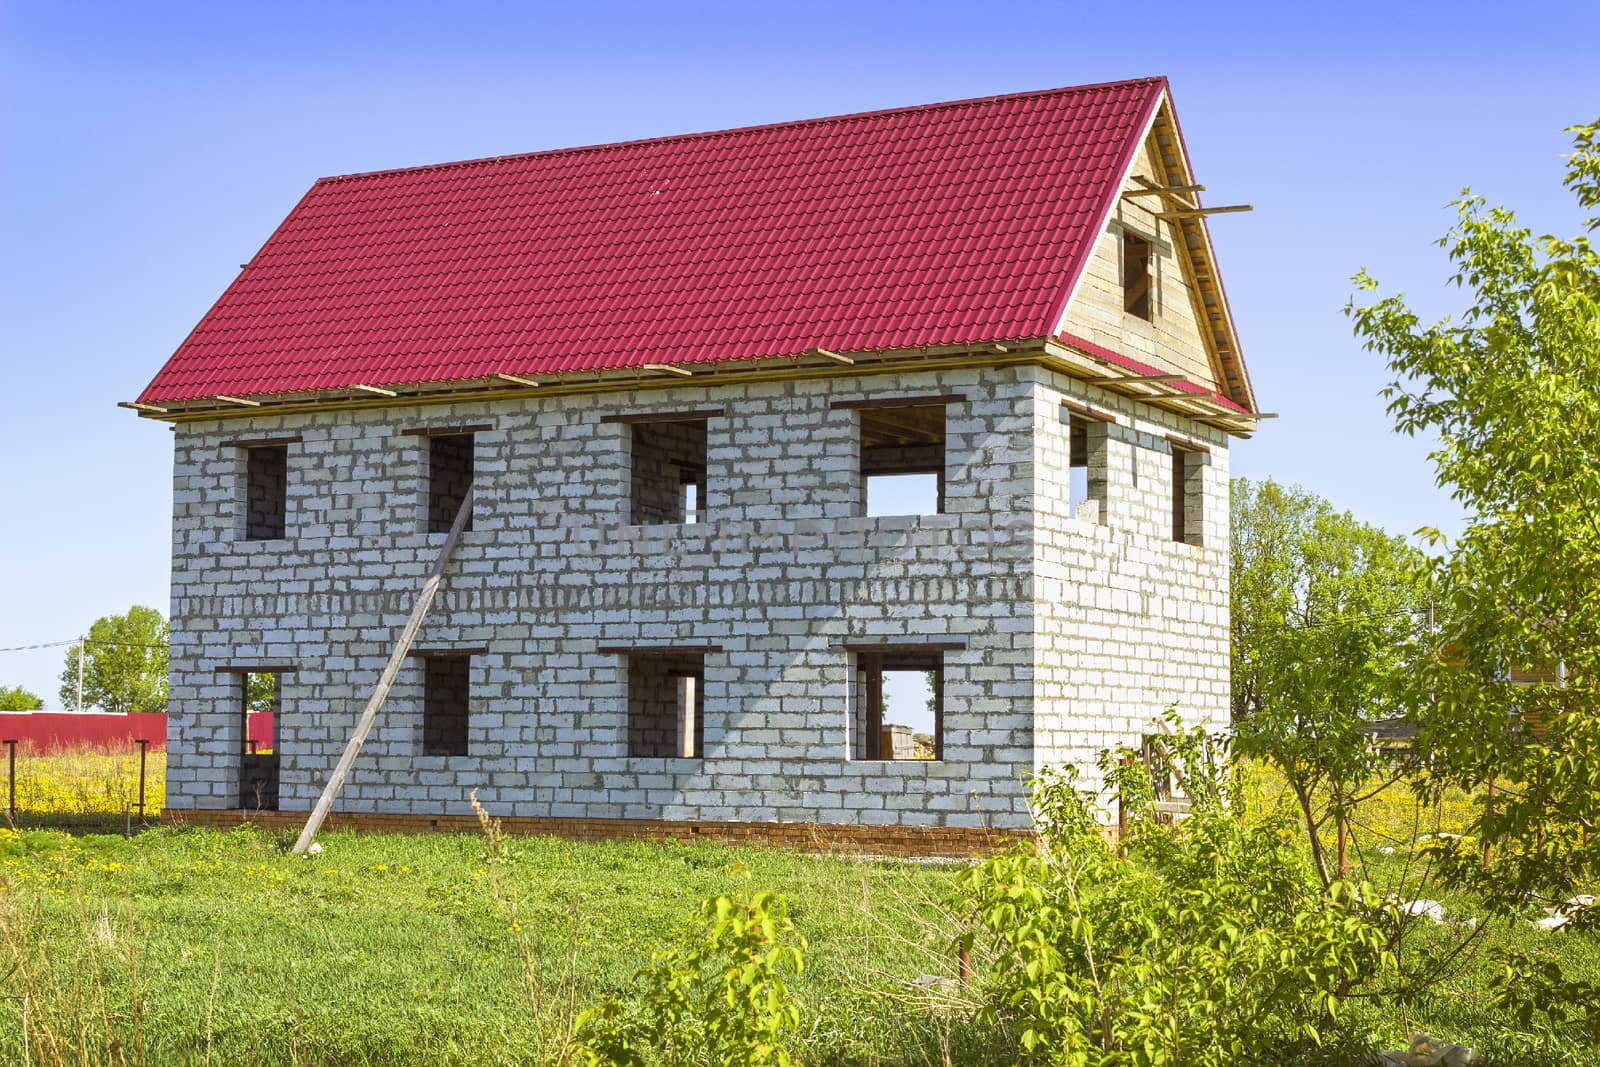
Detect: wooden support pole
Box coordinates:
(5, 739, 15, 821)
(291, 486, 475, 854)
(137, 739, 149, 821)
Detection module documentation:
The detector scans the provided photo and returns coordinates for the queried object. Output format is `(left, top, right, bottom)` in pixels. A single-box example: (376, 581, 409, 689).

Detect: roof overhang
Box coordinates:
(120, 337, 1268, 437)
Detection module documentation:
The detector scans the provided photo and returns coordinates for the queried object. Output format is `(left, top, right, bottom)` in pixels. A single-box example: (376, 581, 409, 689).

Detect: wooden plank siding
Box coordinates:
(1057, 135, 1222, 392)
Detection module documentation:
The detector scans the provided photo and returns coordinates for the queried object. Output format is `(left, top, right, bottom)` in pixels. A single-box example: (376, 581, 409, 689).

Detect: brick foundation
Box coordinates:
(164, 808, 1034, 858)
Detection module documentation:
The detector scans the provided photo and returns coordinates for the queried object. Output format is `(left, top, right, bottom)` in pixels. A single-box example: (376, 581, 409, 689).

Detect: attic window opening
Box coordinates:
(852, 650, 943, 761)
(859, 404, 947, 516)
(422, 654, 472, 757)
(1122, 231, 1153, 320)
(427, 434, 474, 534)
(626, 651, 706, 759)
(243, 444, 288, 541)
(630, 418, 708, 525)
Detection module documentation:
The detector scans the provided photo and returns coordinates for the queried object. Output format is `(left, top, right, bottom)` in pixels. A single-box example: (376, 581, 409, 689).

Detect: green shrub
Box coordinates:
(957, 725, 1391, 1065)
(573, 889, 807, 1067)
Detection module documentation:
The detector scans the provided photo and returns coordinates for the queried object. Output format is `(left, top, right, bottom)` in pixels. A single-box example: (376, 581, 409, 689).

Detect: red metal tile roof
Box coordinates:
(139, 78, 1169, 404)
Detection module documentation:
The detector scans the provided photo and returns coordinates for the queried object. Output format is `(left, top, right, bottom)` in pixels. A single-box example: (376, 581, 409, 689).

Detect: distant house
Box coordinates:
(127, 77, 1261, 853)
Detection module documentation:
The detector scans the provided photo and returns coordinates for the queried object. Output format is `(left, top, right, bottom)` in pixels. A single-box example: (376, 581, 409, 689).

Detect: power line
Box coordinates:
(0, 639, 76, 653)
(0, 638, 166, 654)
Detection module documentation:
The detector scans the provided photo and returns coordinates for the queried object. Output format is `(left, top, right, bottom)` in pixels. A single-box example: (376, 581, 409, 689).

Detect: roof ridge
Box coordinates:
(316, 75, 1168, 186)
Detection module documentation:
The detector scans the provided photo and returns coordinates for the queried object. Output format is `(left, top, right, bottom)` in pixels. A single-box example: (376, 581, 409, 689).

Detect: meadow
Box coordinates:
(1, 755, 1596, 1064)
(5, 745, 165, 819)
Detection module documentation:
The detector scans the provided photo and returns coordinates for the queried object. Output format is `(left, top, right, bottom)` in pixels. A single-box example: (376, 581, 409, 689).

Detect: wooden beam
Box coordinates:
(351, 383, 398, 397)
(398, 423, 494, 437)
(1105, 373, 1186, 385)
(493, 373, 539, 387)
(838, 639, 968, 653)
(1060, 398, 1118, 423)
(1158, 205, 1253, 218)
(214, 663, 298, 675)
(641, 363, 694, 377)
(291, 485, 474, 855)
(831, 393, 966, 411)
(212, 394, 262, 408)
(598, 408, 724, 425)
(809, 347, 854, 365)
(1166, 432, 1212, 454)
(1122, 184, 1204, 198)
(119, 401, 171, 414)
(406, 645, 490, 657)
(596, 644, 724, 655)
(228, 435, 304, 448)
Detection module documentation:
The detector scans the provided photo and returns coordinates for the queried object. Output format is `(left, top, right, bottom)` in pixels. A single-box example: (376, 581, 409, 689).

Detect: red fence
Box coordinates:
(0, 711, 275, 755)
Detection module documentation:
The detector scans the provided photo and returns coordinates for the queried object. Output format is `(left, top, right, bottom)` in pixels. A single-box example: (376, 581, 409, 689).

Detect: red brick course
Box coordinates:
(164, 809, 1034, 858)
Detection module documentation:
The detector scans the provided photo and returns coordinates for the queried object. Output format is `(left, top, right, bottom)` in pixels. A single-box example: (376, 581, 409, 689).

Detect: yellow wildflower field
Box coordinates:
(7, 747, 165, 816)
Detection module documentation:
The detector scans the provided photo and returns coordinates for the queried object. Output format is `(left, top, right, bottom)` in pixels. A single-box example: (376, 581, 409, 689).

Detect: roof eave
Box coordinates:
(122, 335, 1269, 437)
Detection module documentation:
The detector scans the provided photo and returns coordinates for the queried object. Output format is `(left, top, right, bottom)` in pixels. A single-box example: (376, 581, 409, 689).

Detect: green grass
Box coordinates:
(1, 823, 988, 1066)
(2, 811, 1596, 1064)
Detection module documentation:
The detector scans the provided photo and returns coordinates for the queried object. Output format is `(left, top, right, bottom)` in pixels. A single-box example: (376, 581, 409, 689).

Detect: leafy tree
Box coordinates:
(0, 685, 43, 711)
(958, 729, 1390, 1064)
(1231, 476, 1427, 885)
(56, 606, 169, 714)
(1348, 119, 1600, 914)
(246, 671, 277, 713)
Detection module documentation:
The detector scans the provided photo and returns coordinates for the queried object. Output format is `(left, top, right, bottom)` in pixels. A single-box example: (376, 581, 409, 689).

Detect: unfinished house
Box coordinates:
(128, 77, 1262, 854)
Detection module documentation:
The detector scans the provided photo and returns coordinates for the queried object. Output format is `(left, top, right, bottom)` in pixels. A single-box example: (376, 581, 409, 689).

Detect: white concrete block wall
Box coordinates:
(164, 363, 1230, 830)
(166, 367, 1041, 829)
(1029, 365, 1231, 806)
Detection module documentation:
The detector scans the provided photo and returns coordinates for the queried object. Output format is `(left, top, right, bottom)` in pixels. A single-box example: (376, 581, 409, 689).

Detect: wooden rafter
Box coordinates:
(1158, 205, 1253, 219)
(1147, 100, 1256, 414)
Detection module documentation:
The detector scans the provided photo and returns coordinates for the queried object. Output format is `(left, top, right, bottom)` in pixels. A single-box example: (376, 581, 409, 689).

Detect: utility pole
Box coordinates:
(76, 635, 85, 713)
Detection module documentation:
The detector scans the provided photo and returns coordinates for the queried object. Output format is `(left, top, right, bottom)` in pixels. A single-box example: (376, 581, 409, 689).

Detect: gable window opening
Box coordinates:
(852, 651, 943, 761)
(244, 444, 288, 541)
(860, 404, 947, 517)
(422, 654, 472, 756)
(1171, 444, 1204, 546)
(626, 651, 706, 758)
(427, 434, 475, 533)
(1122, 230, 1153, 321)
(630, 419, 709, 525)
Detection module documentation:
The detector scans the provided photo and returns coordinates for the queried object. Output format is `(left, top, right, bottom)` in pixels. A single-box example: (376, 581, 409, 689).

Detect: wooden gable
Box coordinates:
(1055, 93, 1255, 414)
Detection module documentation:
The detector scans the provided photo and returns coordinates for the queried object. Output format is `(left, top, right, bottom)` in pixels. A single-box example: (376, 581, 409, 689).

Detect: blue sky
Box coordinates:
(1, 1, 1596, 704)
